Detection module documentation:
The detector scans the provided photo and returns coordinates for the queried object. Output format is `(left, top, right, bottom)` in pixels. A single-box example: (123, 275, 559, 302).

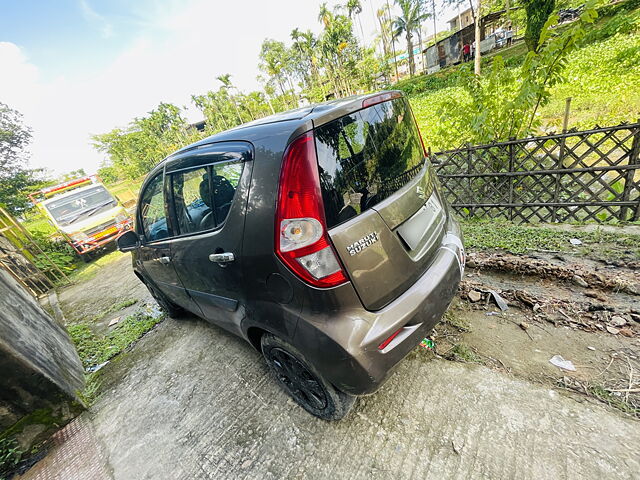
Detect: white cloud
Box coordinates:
(1, 0, 457, 177)
(79, 0, 114, 39)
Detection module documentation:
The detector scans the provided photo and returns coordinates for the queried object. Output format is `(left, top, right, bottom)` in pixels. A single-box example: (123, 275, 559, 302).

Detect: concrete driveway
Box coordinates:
(23, 313, 639, 480)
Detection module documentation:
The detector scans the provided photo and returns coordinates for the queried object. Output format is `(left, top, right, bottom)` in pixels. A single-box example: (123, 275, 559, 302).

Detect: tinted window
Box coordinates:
(169, 160, 243, 234)
(314, 98, 425, 228)
(170, 167, 212, 234)
(139, 174, 169, 241)
(209, 161, 243, 226)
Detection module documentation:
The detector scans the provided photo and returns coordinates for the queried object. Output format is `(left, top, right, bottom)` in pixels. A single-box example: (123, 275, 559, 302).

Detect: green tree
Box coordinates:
(92, 103, 193, 180)
(522, 0, 556, 51)
(346, 0, 366, 45)
(392, 0, 429, 76)
(0, 103, 44, 213)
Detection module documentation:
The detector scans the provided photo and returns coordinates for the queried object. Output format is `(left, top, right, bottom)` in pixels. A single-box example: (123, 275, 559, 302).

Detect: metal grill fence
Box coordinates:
(431, 122, 640, 223)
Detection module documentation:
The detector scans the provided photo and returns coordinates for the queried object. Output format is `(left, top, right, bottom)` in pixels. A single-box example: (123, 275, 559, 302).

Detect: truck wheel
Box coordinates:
(261, 333, 355, 421)
(145, 281, 184, 318)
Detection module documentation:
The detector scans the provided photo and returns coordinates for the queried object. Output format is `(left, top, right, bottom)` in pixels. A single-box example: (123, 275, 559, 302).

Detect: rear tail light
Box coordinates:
(275, 132, 348, 288)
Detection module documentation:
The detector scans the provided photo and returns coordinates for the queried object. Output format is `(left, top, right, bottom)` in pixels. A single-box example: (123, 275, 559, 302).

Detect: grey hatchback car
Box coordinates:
(117, 91, 465, 420)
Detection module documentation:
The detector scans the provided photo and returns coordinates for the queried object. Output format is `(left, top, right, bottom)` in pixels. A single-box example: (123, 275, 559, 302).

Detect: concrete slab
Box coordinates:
(22, 317, 639, 479)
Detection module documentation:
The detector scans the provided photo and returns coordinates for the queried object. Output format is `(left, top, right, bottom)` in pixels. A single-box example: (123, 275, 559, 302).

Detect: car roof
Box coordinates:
(172, 91, 402, 153)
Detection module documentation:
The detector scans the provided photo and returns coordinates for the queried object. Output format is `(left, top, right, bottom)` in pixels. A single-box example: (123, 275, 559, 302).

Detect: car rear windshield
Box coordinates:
(314, 97, 425, 229)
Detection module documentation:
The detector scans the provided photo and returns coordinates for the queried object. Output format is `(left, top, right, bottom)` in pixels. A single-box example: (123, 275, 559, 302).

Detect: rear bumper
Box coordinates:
(293, 216, 464, 395)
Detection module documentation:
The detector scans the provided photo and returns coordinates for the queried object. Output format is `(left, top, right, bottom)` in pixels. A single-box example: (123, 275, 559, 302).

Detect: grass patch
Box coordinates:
(461, 221, 640, 260)
(588, 385, 640, 418)
(67, 309, 165, 369)
(77, 374, 102, 407)
(403, 1, 640, 151)
(67, 249, 124, 283)
(442, 309, 471, 332)
(444, 343, 482, 364)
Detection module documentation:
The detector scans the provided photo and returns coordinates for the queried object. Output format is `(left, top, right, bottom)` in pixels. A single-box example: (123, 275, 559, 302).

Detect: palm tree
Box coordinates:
(392, 0, 429, 77)
(318, 2, 333, 27)
(216, 74, 243, 124)
(346, 0, 365, 45)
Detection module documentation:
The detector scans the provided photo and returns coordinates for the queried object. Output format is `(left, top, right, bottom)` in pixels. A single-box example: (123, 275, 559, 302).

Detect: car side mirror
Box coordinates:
(117, 230, 140, 252)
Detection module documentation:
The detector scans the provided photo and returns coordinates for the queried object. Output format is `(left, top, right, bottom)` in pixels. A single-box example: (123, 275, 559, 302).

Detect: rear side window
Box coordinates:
(314, 98, 425, 229)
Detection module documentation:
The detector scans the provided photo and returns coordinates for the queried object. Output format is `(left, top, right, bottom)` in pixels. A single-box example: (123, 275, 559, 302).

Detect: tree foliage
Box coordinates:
(522, 0, 557, 51)
(0, 103, 44, 213)
(392, 0, 429, 76)
(426, 2, 598, 147)
(93, 103, 197, 181)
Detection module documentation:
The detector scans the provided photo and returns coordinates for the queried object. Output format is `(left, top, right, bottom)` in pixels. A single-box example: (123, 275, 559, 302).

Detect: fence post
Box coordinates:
(467, 143, 473, 218)
(551, 98, 572, 223)
(621, 121, 640, 221)
(508, 138, 515, 221)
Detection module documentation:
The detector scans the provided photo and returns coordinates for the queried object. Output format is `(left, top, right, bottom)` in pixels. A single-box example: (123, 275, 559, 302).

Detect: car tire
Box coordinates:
(261, 333, 355, 421)
(145, 280, 185, 318)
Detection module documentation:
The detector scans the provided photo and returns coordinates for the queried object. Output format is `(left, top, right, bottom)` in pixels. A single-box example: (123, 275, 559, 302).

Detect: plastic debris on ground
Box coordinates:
(419, 338, 435, 350)
(489, 290, 509, 311)
(108, 316, 120, 327)
(569, 238, 582, 246)
(143, 302, 164, 319)
(86, 361, 109, 373)
(549, 355, 576, 372)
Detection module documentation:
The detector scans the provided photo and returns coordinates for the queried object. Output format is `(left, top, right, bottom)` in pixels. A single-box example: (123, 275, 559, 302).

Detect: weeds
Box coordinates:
(0, 437, 23, 480)
(444, 343, 482, 364)
(442, 310, 471, 332)
(461, 221, 640, 260)
(67, 310, 165, 369)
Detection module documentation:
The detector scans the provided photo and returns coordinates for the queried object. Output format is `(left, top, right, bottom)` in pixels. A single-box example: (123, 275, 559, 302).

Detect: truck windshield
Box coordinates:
(44, 185, 117, 226)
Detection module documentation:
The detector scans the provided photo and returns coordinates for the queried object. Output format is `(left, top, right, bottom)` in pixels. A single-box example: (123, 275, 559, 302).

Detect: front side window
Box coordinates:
(139, 174, 169, 242)
(170, 167, 212, 234)
(169, 160, 244, 235)
(210, 161, 243, 226)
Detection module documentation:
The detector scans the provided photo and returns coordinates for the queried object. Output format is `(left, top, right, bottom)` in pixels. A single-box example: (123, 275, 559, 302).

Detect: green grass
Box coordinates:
(67, 309, 165, 369)
(66, 250, 124, 283)
(461, 220, 640, 259)
(403, 1, 640, 151)
(444, 343, 482, 364)
(0, 437, 24, 480)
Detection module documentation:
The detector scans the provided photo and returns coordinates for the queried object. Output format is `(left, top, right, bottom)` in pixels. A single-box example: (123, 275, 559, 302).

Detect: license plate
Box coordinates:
(93, 226, 118, 239)
(396, 194, 443, 251)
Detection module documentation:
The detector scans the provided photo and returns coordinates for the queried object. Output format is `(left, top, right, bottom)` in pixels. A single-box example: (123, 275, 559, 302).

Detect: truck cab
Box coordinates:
(33, 177, 133, 261)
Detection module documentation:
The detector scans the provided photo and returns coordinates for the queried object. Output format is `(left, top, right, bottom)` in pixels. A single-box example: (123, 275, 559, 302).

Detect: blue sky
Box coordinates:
(1, 0, 455, 175)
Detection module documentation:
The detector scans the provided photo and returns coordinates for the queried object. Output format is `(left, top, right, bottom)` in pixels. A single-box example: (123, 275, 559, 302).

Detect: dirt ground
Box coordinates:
(19, 244, 640, 479)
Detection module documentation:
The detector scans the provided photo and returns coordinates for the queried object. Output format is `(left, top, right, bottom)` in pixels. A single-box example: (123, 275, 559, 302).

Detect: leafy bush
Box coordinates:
(30, 231, 77, 275)
(0, 437, 23, 479)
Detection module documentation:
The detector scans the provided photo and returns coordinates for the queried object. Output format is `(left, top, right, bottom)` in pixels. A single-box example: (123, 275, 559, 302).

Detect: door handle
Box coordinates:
(209, 252, 235, 264)
(157, 256, 172, 265)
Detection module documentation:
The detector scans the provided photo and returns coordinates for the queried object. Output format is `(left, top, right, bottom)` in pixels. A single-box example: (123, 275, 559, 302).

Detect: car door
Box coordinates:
(164, 142, 252, 335)
(136, 170, 201, 314)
